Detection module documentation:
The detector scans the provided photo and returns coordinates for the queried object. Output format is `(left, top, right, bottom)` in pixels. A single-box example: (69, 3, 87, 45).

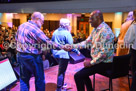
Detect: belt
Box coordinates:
(17, 52, 41, 56)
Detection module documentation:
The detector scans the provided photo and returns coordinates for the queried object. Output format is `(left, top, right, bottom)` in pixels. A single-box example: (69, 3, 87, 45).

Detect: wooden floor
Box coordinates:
(11, 58, 131, 91)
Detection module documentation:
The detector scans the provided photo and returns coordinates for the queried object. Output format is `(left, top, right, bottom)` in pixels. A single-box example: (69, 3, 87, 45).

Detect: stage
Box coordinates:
(11, 58, 130, 91)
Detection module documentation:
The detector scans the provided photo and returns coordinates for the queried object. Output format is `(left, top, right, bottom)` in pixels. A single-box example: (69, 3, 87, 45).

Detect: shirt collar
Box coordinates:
(58, 27, 68, 31)
(95, 21, 105, 31)
(28, 20, 39, 28)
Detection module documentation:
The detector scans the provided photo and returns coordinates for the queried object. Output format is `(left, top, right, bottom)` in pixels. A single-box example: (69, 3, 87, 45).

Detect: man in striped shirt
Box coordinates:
(15, 12, 64, 91)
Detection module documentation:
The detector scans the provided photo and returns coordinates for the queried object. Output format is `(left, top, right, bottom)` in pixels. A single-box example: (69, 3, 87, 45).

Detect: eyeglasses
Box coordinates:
(38, 18, 44, 24)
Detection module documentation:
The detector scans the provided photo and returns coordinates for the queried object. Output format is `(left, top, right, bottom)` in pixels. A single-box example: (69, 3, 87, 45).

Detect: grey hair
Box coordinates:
(59, 18, 70, 28)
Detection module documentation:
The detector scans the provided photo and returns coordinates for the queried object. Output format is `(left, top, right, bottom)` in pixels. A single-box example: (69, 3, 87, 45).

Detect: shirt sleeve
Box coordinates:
(66, 32, 80, 54)
(35, 29, 63, 49)
(72, 30, 94, 49)
(124, 24, 135, 46)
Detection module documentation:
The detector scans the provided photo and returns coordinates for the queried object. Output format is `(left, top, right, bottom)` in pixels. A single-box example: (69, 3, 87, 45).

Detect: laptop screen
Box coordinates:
(0, 58, 17, 90)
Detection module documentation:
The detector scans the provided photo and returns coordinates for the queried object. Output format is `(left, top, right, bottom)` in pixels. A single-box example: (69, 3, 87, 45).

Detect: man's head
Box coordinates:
(133, 9, 136, 21)
(59, 18, 71, 32)
(125, 11, 133, 22)
(89, 10, 103, 28)
(31, 12, 44, 28)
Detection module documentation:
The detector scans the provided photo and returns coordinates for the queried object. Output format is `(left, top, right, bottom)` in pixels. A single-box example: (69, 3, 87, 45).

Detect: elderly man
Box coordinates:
(71, 10, 114, 91)
(16, 12, 64, 91)
(52, 18, 80, 91)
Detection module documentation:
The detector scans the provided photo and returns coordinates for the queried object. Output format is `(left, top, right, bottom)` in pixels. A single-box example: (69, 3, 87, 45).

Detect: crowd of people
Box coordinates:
(0, 25, 17, 66)
(0, 9, 136, 91)
(41, 28, 87, 43)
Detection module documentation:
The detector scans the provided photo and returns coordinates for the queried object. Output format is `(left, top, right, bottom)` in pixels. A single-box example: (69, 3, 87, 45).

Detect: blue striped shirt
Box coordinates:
(15, 20, 62, 54)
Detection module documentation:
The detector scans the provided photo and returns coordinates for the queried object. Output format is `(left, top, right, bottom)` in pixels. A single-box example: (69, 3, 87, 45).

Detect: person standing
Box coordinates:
(52, 18, 80, 91)
(71, 10, 114, 91)
(124, 9, 136, 91)
(16, 12, 64, 91)
(116, 11, 134, 56)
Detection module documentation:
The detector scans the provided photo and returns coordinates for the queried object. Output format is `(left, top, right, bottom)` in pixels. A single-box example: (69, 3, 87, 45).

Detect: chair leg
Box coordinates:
(109, 78, 110, 91)
(109, 78, 113, 91)
(93, 74, 95, 91)
(111, 79, 113, 91)
(128, 74, 131, 89)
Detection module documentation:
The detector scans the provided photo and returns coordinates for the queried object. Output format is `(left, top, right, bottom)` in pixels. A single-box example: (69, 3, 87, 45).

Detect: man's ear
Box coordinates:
(97, 16, 100, 20)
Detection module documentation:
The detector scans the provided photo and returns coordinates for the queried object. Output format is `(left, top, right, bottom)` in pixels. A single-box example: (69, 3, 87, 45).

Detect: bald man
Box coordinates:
(16, 12, 64, 91)
(116, 11, 134, 56)
(72, 10, 114, 91)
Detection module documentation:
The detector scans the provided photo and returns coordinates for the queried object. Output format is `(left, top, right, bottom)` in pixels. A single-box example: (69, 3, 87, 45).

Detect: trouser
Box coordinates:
(74, 62, 112, 91)
(130, 48, 136, 91)
(16, 52, 45, 91)
(56, 58, 69, 91)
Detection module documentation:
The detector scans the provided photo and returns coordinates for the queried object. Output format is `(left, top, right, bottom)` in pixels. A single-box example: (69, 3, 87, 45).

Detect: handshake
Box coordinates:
(62, 44, 73, 51)
(62, 44, 80, 55)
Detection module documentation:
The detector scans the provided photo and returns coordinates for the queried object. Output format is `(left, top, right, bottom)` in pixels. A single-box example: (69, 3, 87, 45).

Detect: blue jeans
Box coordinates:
(56, 58, 69, 91)
(17, 52, 45, 91)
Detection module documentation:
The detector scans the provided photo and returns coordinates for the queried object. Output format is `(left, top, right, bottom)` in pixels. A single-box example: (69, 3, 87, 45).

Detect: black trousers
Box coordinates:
(130, 48, 136, 91)
(57, 58, 69, 90)
(74, 62, 112, 91)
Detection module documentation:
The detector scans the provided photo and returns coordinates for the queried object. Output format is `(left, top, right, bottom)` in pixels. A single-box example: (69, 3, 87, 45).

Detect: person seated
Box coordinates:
(70, 10, 114, 91)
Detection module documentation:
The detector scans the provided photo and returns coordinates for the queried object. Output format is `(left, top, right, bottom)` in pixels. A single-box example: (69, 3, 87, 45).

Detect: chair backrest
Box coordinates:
(112, 54, 131, 78)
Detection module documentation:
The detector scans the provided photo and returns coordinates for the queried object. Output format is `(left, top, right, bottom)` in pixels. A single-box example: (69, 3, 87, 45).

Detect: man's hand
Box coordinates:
(84, 59, 92, 68)
(77, 52, 80, 56)
(63, 44, 73, 51)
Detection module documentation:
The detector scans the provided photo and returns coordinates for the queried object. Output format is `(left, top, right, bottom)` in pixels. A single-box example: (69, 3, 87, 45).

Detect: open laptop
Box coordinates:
(0, 58, 17, 90)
